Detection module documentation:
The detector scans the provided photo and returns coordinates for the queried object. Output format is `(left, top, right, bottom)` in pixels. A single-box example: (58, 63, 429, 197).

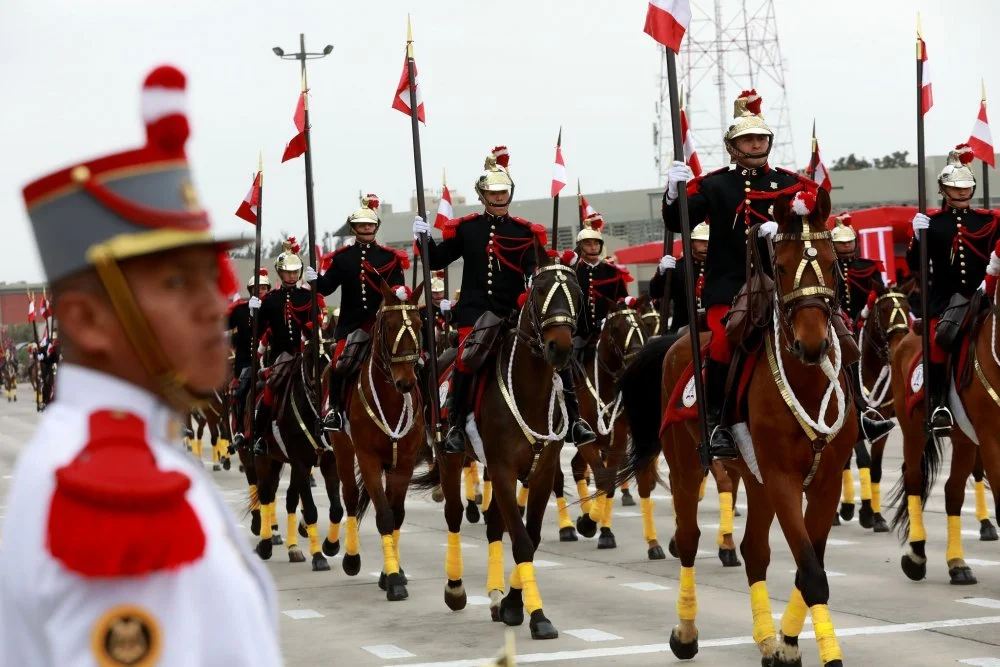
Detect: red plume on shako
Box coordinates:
(142, 65, 189, 155)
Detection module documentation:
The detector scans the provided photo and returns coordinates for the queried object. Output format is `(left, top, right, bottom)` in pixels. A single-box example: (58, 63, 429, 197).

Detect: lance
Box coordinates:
(982, 80, 992, 209)
(916, 16, 933, 426)
(664, 45, 710, 460)
(248, 153, 264, 447)
(577, 178, 585, 231)
(551, 127, 562, 251)
(404, 16, 444, 448)
(807, 120, 819, 182)
(442, 168, 450, 296)
(27, 290, 41, 411)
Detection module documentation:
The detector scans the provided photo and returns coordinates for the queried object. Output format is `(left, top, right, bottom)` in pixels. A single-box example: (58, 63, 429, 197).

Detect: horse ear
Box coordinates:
(379, 278, 397, 304)
(812, 188, 832, 225)
(410, 282, 424, 304)
(636, 293, 651, 311)
(535, 238, 551, 268)
(773, 193, 792, 226)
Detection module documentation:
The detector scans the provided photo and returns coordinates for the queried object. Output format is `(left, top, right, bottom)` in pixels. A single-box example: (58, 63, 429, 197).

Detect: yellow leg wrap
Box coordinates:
(556, 497, 573, 529)
(519, 563, 543, 614)
(717, 491, 734, 547)
(211, 440, 220, 464)
(841, 469, 855, 504)
(749, 581, 776, 645)
(261, 503, 273, 540)
(482, 481, 493, 511)
(640, 497, 657, 542)
(589, 492, 605, 524)
(698, 474, 707, 501)
(392, 529, 401, 565)
(577, 479, 593, 514)
(249, 484, 260, 511)
(809, 604, 843, 664)
(509, 560, 522, 589)
(946, 515, 964, 562)
(464, 465, 475, 501)
(381, 534, 400, 575)
(445, 531, 463, 581)
(517, 485, 529, 508)
(286, 513, 299, 548)
(859, 467, 872, 501)
(470, 460, 480, 485)
(327, 522, 341, 544)
(908, 495, 927, 542)
(217, 438, 230, 459)
(487, 541, 505, 593)
(780, 587, 808, 638)
(976, 480, 990, 521)
(677, 566, 698, 621)
(871, 482, 881, 513)
(345, 516, 360, 555)
(307, 523, 321, 555)
(601, 495, 613, 529)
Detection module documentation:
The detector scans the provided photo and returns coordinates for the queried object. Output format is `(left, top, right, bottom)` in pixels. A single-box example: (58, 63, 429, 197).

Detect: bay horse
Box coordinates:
(622, 188, 856, 666)
(413, 242, 583, 641)
(1, 356, 16, 403)
(889, 276, 1000, 585)
(192, 387, 233, 471)
(330, 281, 425, 601)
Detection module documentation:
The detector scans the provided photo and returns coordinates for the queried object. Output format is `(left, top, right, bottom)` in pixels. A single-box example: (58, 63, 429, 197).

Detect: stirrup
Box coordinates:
(442, 425, 466, 454)
(230, 433, 244, 453)
(930, 405, 954, 435)
(321, 410, 344, 432)
(859, 408, 895, 443)
(708, 426, 739, 461)
(569, 420, 597, 447)
(252, 437, 268, 456)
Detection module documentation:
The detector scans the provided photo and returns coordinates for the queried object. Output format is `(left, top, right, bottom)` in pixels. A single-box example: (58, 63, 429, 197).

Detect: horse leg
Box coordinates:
(571, 450, 597, 537)
(253, 457, 280, 560)
(438, 450, 467, 611)
(284, 467, 307, 564)
(334, 435, 362, 576)
(481, 465, 493, 512)
(664, 434, 703, 660)
(738, 472, 781, 664)
(854, 439, 875, 528)
(463, 461, 481, 524)
(210, 421, 222, 471)
(484, 480, 507, 621)
(525, 449, 560, 551)
(354, 450, 402, 598)
(943, 435, 977, 585)
(895, 420, 936, 582)
(244, 452, 262, 536)
(552, 464, 578, 542)
(729, 465, 743, 517)
(839, 447, 856, 522)
(319, 452, 344, 556)
(710, 460, 741, 567)
(471, 459, 483, 503)
(638, 458, 664, 559)
(973, 448, 998, 541)
(517, 480, 529, 518)
(868, 434, 890, 532)
(217, 415, 232, 471)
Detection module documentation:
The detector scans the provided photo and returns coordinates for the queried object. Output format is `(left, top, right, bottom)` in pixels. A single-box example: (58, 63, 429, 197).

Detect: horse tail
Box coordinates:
(355, 468, 372, 523)
(888, 432, 943, 541)
(615, 334, 673, 486)
(409, 457, 442, 492)
(244, 482, 260, 519)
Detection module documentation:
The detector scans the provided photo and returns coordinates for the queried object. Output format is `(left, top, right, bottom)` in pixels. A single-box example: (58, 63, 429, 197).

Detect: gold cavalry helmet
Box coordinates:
(347, 193, 381, 233)
(830, 213, 857, 243)
(275, 236, 303, 274)
(938, 143, 977, 192)
(724, 89, 773, 160)
(431, 269, 445, 293)
(246, 268, 270, 290)
(576, 212, 606, 249)
(475, 145, 514, 204)
(691, 221, 710, 242)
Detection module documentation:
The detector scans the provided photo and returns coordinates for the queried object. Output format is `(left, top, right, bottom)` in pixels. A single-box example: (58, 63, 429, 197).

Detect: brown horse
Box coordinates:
(1, 356, 16, 403)
(413, 242, 583, 641)
(192, 387, 233, 471)
(330, 282, 425, 601)
(889, 279, 1000, 585)
(622, 188, 856, 666)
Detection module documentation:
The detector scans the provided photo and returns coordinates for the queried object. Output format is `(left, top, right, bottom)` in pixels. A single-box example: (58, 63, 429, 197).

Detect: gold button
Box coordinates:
(745, 199, 751, 204)
(961, 270, 967, 274)
(489, 232, 495, 237)
(745, 229, 749, 236)
(745, 180, 751, 186)
(487, 290, 493, 295)
(487, 279, 492, 285)
(744, 187, 751, 193)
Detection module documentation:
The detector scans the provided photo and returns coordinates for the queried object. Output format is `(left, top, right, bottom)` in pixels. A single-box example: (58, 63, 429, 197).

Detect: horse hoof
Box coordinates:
(529, 610, 558, 639)
(500, 590, 524, 626)
(386, 573, 408, 601)
(621, 490, 636, 507)
(310, 553, 330, 572)
(668, 537, 679, 559)
(768, 650, 803, 667)
(255, 540, 273, 561)
(475, 493, 484, 504)
(648, 545, 666, 560)
(288, 546, 306, 563)
(322, 538, 341, 557)
(668, 627, 699, 660)
(445, 579, 467, 611)
(398, 568, 408, 585)
(342, 553, 361, 576)
(466, 500, 481, 524)
(212, 464, 222, 472)
(431, 486, 445, 503)
(518, 504, 526, 518)
(271, 532, 283, 546)
(576, 514, 598, 539)
(980, 519, 999, 541)
(873, 513, 890, 533)
(900, 553, 926, 581)
(250, 511, 261, 537)
(858, 502, 874, 529)
(559, 527, 578, 542)
(309, 475, 317, 488)
(832, 512, 841, 526)
(378, 572, 388, 590)
(491, 605, 502, 622)
(597, 527, 617, 549)
(298, 522, 308, 539)
(949, 566, 978, 585)
(222, 457, 231, 471)
(718, 547, 741, 567)
(839, 502, 854, 521)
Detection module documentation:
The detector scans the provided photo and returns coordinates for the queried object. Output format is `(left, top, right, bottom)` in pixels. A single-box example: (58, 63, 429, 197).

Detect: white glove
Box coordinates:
(304, 266, 318, 282)
(978, 279, 987, 293)
(248, 296, 262, 311)
(37, 353, 44, 361)
(439, 299, 452, 312)
(412, 215, 430, 238)
(758, 221, 779, 239)
(658, 255, 676, 274)
(988, 251, 1000, 277)
(912, 212, 931, 234)
(665, 161, 694, 203)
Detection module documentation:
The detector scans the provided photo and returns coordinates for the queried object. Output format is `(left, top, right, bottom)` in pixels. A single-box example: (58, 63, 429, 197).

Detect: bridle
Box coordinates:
(640, 307, 661, 336)
(858, 290, 909, 409)
(517, 263, 582, 356)
(771, 227, 838, 345)
(600, 306, 647, 372)
(373, 303, 422, 372)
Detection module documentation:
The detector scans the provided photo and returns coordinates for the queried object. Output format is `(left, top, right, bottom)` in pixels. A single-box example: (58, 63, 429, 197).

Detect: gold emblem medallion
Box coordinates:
(91, 605, 162, 667)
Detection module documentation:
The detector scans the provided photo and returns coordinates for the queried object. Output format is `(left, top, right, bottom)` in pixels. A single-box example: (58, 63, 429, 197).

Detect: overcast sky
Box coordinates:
(1, 0, 997, 282)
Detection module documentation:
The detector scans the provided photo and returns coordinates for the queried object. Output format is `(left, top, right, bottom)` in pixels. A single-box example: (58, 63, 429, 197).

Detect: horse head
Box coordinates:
(870, 281, 912, 347)
(524, 241, 583, 370)
(376, 281, 424, 394)
(771, 187, 836, 365)
(638, 299, 662, 336)
(601, 294, 651, 372)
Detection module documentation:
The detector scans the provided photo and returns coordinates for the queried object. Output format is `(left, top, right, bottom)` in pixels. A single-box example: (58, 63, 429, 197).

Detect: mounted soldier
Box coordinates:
(909, 144, 1000, 435)
(312, 193, 408, 432)
(413, 147, 596, 454)
(228, 269, 271, 451)
(649, 221, 709, 333)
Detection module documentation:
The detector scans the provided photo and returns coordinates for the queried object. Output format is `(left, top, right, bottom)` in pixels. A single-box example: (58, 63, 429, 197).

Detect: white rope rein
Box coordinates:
(857, 323, 892, 408)
(506, 309, 569, 442)
(592, 318, 624, 437)
(366, 357, 415, 440)
(773, 299, 847, 437)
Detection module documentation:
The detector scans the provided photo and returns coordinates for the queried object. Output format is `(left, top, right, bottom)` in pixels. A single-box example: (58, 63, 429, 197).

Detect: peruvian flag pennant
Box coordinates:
(643, 0, 691, 53)
(392, 54, 426, 123)
(27, 296, 35, 324)
(40, 294, 52, 320)
(969, 94, 995, 167)
(579, 193, 597, 219)
(281, 91, 308, 163)
(551, 128, 567, 197)
(680, 107, 702, 177)
(807, 122, 832, 192)
(235, 171, 261, 224)
(918, 36, 933, 116)
(435, 182, 453, 231)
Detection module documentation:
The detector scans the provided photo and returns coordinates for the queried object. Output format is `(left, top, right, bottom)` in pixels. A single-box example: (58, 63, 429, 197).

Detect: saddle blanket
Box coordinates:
(660, 346, 756, 437)
(906, 346, 979, 445)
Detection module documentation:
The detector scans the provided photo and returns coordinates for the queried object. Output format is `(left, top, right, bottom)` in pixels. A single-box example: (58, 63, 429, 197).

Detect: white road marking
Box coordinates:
(614, 511, 642, 518)
(281, 609, 324, 620)
(389, 615, 1000, 667)
(963, 530, 983, 537)
(959, 659, 1000, 666)
(789, 569, 844, 577)
(438, 542, 478, 548)
(825, 539, 857, 546)
(363, 644, 416, 659)
(533, 560, 560, 568)
(964, 559, 1000, 567)
(772, 613, 812, 625)
(650, 494, 671, 501)
(564, 628, 623, 642)
(621, 582, 670, 591)
(465, 595, 492, 606)
(958, 598, 1000, 610)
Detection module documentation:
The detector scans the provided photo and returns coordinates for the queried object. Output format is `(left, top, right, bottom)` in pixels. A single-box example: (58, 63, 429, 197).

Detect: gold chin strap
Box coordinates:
(774, 230, 837, 305)
(381, 303, 422, 364)
(536, 264, 578, 329)
(91, 250, 207, 413)
(876, 291, 910, 335)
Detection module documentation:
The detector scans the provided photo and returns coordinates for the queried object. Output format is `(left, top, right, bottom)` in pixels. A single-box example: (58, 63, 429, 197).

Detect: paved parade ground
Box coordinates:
(2, 384, 1000, 666)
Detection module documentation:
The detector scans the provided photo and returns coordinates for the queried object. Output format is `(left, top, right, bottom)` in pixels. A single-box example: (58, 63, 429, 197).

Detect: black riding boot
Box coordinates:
(559, 368, 597, 446)
(321, 369, 345, 432)
(443, 369, 473, 454)
(848, 362, 896, 443)
(252, 402, 272, 456)
(928, 361, 954, 435)
(704, 358, 738, 461)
